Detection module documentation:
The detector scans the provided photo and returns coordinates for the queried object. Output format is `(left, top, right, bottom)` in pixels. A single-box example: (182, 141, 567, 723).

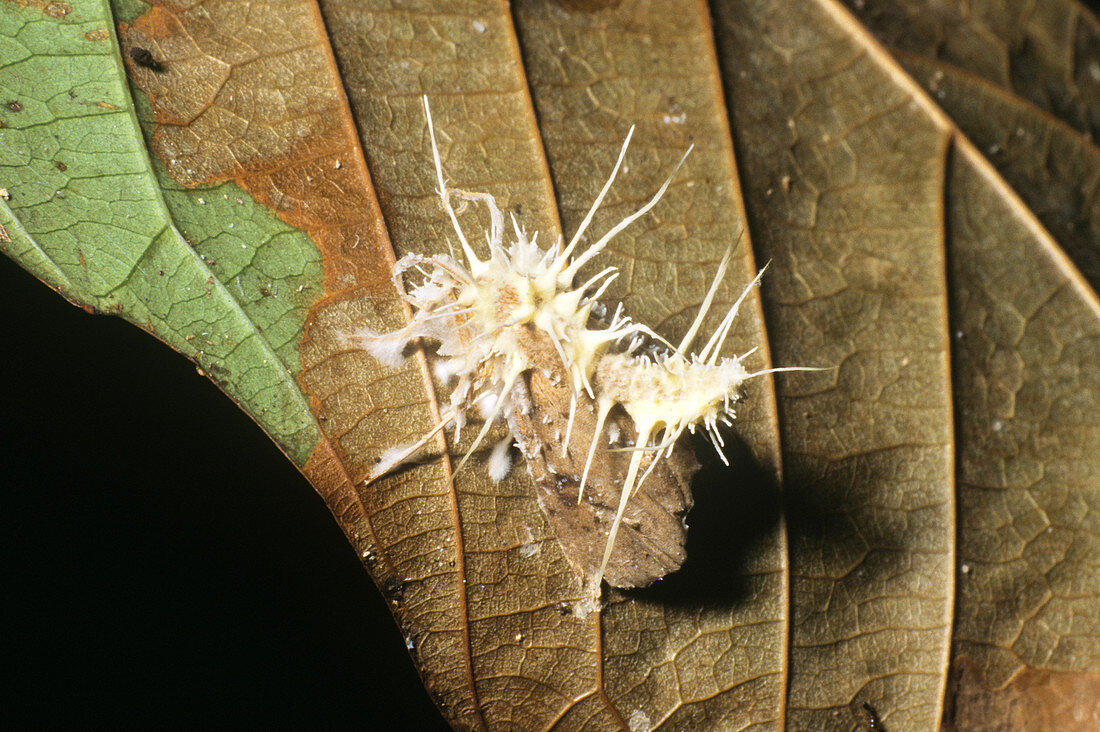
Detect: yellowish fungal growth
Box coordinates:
(350, 97, 807, 593)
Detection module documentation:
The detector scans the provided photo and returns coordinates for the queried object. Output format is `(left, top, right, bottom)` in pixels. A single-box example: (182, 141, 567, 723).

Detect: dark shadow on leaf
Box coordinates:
(781, 454, 924, 626)
(628, 434, 781, 607)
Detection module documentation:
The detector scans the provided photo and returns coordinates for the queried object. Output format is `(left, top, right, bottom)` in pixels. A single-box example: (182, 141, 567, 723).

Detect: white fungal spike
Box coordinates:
(366, 410, 456, 483)
(349, 97, 812, 595)
(561, 145, 693, 284)
(564, 127, 633, 250)
(578, 398, 613, 504)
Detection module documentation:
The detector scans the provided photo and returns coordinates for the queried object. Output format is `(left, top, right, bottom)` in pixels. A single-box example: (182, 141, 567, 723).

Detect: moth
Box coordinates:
(348, 98, 797, 599)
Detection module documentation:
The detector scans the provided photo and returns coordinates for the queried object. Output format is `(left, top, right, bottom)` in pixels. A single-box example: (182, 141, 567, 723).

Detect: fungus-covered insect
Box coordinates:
(348, 98, 803, 599)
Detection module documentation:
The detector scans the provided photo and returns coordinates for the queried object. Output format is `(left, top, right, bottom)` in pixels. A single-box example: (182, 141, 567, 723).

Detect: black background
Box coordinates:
(1, 257, 448, 729)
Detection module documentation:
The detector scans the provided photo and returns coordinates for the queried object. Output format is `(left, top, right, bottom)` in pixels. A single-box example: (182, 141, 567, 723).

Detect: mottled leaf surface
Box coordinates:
(2, 0, 1098, 729)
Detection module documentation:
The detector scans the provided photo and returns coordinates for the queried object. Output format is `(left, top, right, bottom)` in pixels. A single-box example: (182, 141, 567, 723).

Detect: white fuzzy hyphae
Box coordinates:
(349, 97, 807, 592)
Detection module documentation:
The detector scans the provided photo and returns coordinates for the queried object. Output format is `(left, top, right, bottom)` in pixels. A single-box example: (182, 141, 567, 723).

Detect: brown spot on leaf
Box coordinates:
(6, 101, 23, 112)
(54, 161, 67, 172)
(43, 0, 68, 18)
(944, 657, 1100, 731)
(119, 1, 390, 296)
(83, 28, 110, 42)
(9, 0, 70, 17)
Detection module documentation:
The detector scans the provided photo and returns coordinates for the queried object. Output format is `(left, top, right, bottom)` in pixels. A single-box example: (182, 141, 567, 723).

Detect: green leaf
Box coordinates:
(3, 0, 1098, 728)
(1, 0, 322, 464)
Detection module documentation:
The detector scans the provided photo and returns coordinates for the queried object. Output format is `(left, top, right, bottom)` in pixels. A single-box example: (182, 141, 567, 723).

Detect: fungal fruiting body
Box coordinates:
(350, 98, 785, 594)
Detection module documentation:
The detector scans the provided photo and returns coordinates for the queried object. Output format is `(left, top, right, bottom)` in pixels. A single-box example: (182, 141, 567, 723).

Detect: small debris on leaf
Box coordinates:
(129, 47, 165, 72)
